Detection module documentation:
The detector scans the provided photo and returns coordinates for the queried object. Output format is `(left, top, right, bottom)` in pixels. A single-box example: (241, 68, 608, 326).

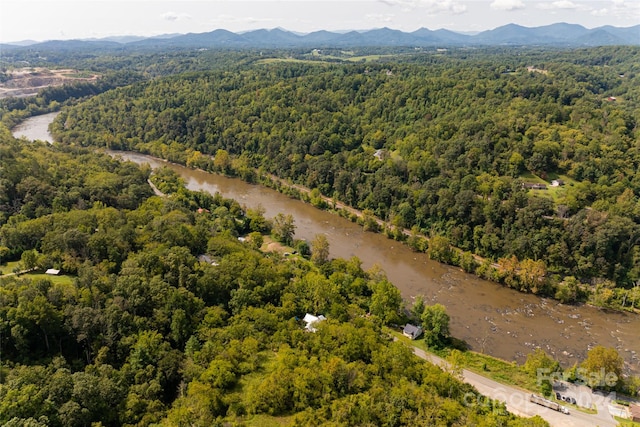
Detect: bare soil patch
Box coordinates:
(0, 67, 100, 99)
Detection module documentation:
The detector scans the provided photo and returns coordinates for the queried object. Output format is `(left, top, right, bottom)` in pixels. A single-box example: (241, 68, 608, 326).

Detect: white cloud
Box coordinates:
(162, 12, 191, 22)
(591, 7, 609, 16)
(550, 1, 578, 9)
(430, 0, 467, 14)
(366, 13, 395, 23)
(612, 0, 640, 11)
(490, 0, 525, 11)
(537, 1, 595, 11)
(209, 15, 274, 26)
(378, 0, 467, 14)
(594, 0, 640, 17)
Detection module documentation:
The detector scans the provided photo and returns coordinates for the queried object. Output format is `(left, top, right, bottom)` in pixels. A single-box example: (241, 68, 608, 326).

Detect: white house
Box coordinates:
(303, 313, 326, 332)
(373, 149, 385, 161)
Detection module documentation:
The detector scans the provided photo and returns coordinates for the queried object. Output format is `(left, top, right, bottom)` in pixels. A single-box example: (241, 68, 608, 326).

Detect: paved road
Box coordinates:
(410, 346, 618, 427)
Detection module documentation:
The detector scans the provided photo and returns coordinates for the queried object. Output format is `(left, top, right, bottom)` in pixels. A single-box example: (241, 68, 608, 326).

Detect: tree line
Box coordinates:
(50, 47, 640, 307)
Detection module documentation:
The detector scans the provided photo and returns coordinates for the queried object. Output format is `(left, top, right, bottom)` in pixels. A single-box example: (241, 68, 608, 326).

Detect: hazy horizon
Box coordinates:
(1, 0, 638, 44)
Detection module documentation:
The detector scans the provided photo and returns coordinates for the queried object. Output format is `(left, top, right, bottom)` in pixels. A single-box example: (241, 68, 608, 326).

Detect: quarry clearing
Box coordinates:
(0, 67, 100, 99)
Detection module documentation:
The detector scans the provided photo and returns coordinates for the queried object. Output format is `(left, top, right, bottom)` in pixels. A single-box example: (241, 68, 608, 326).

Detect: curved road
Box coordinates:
(410, 346, 617, 427)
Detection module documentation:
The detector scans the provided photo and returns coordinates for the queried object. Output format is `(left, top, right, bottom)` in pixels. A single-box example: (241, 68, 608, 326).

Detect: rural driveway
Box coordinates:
(410, 346, 618, 427)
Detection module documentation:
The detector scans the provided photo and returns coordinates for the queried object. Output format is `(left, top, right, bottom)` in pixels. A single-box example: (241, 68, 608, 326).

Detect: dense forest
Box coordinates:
(50, 47, 640, 308)
(0, 70, 145, 130)
(1, 50, 267, 131)
(0, 128, 552, 426)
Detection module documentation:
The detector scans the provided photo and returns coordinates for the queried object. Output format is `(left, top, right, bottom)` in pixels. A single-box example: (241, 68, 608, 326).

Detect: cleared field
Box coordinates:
(520, 173, 578, 205)
(0, 261, 74, 286)
(256, 53, 402, 65)
(24, 272, 75, 286)
(255, 58, 329, 65)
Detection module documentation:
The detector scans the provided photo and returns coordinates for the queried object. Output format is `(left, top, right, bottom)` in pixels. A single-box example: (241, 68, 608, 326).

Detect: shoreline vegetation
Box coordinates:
(5, 49, 640, 314)
(103, 147, 640, 315)
(10, 107, 639, 314)
(10, 117, 640, 314)
(42, 49, 640, 314)
(258, 167, 640, 314)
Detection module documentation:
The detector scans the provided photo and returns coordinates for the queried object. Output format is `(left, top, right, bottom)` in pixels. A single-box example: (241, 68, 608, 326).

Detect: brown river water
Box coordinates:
(11, 112, 59, 143)
(13, 114, 640, 374)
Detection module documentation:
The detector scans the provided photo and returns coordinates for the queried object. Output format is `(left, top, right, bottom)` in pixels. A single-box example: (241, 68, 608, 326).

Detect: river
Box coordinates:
(13, 113, 640, 375)
(11, 112, 59, 143)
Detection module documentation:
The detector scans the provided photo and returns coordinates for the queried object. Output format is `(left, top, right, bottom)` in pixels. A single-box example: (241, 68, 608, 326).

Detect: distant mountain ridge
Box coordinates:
(3, 23, 639, 49)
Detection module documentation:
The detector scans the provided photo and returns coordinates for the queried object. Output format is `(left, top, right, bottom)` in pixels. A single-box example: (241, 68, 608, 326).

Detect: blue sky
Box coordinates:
(1, 0, 638, 43)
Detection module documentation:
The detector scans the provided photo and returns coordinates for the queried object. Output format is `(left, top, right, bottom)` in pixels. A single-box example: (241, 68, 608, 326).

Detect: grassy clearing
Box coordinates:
(255, 58, 329, 65)
(260, 235, 290, 253)
(308, 51, 403, 62)
(0, 260, 21, 275)
(519, 172, 547, 184)
(616, 416, 640, 426)
(519, 172, 578, 205)
(24, 272, 75, 286)
(1, 261, 75, 286)
(391, 329, 600, 414)
(390, 329, 532, 389)
(257, 54, 399, 64)
(543, 187, 566, 204)
(260, 236, 303, 260)
(455, 350, 534, 388)
(344, 55, 397, 62)
(438, 347, 539, 391)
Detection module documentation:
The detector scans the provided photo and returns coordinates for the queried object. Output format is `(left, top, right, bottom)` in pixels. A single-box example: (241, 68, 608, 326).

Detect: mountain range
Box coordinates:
(3, 23, 639, 50)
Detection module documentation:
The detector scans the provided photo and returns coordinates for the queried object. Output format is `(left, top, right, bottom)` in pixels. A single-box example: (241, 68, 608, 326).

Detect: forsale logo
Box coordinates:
(537, 368, 618, 388)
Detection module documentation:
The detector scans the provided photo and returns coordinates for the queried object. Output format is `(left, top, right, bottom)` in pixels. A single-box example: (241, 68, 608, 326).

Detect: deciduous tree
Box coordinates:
(311, 234, 330, 265)
(421, 303, 450, 346)
(272, 213, 295, 246)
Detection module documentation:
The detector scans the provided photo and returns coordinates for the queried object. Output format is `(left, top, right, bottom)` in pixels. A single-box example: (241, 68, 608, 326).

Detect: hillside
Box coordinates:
(49, 47, 640, 308)
(0, 130, 548, 426)
(3, 23, 639, 50)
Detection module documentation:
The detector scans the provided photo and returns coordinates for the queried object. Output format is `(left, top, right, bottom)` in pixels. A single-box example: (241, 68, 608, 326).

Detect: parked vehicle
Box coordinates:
(530, 394, 570, 415)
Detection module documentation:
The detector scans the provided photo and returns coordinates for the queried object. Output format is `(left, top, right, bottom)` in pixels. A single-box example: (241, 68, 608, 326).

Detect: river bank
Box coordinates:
(110, 150, 640, 375)
(205, 158, 640, 316)
(10, 111, 59, 142)
(13, 113, 640, 375)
